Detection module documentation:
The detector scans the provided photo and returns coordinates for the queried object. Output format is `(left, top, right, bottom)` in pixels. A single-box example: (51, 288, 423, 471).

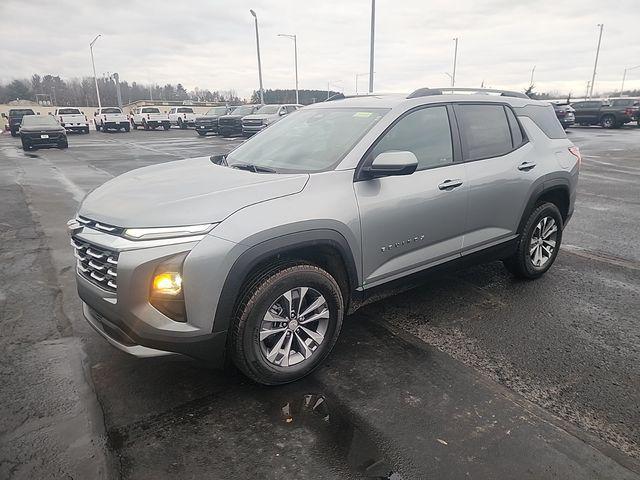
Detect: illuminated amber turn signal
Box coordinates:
(152, 272, 182, 295)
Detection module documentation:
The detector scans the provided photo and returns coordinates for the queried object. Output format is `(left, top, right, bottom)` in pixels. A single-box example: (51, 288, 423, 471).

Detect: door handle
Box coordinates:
(518, 162, 536, 171)
(438, 179, 463, 190)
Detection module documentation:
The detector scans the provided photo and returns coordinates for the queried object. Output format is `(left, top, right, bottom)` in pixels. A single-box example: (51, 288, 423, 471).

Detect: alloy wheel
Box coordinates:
(529, 216, 558, 268)
(259, 287, 329, 367)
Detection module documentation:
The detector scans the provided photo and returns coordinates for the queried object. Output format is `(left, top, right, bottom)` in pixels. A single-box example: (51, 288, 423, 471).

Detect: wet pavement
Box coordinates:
(1, 126, 639, 479)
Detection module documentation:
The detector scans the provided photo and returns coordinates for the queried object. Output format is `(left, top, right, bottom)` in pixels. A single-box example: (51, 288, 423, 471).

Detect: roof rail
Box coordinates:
(407, 87, 529, 99)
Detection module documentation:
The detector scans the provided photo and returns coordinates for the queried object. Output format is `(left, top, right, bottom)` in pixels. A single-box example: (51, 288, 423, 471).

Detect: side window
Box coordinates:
(504, 106, 524, 147)
(279, 106, 287, 115)
(515, 105, 566, 139)
(370, 106, 453, 171)
(457, 104, 513, 160)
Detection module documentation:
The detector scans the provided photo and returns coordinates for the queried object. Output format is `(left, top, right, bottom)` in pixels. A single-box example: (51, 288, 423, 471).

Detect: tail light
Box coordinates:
(147, 114, 150, 119)
(59, 116, 63, 122)
(84, 115, 88, 122)
(568, 146, 581, 167)
(104, 115, 107, 121)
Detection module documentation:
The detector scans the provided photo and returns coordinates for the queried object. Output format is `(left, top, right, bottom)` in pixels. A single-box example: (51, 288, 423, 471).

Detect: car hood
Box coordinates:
(242, 114, 277, 121)
(79, 156, 309, 228)
(219, 115, 242, 120)
(195, 115, 220, 121)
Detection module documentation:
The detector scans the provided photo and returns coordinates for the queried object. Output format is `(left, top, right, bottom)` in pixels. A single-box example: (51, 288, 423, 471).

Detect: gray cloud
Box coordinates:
(1, 0, 639, 98)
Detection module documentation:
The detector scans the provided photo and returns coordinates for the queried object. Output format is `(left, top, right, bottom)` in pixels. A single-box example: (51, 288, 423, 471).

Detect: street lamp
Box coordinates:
(620, 65, 640, 96)
(278, 33, 298, 104)
(451, 37, 459, 87)
(589, 24, 604, 99)
(368, 0, 375, 93)
(89, 34, 102, 109)
(249, 9, 264, 104)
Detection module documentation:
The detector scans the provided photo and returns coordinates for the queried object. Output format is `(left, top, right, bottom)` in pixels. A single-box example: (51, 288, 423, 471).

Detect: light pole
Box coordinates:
(355, 72, 373, 95)
(451, 37, 458, 87)
(278, 33, 298, 104)
(444, 72, 453, 85)
(529, 65, 536, 87)
(89, 34, 102, 109)
(250, 9, 264, 104)
(589, 24, 604, 99)
(368, 0, 375, 93)
(620, 65, 640, 96)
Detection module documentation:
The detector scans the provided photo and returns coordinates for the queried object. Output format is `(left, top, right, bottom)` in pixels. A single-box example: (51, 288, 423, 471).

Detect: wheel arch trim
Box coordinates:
(517, 178, 571, 234)
(212, 229, 359, 333)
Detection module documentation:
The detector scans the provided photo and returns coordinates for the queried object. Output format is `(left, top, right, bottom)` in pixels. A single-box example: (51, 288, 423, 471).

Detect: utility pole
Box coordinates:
(250, 9, 265, 104)
(589, 24, 604, 99)
(89, 34, 102, 109)
(452, 37, 458, 87)
(113, 72, 123, 108)
(368, 0, 375, 93)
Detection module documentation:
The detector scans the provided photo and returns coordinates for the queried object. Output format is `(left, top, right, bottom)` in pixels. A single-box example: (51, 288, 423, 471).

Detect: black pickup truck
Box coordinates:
(217, 104, 264, 137)
(572, 98, 639, 128)
(2, 108, 37, 136)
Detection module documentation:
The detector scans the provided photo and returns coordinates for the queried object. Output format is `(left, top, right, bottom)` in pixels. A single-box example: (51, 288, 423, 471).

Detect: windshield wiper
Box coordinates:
(230, 162, 277, 173)
(210, 154, 228, 166)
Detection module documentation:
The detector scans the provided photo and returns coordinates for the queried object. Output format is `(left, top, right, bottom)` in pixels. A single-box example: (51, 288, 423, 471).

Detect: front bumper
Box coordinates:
(242, 124, 266, 134)
(72, 225, 245, 366)
(196, 123, 217, 133)
(62, 123, 89, 131)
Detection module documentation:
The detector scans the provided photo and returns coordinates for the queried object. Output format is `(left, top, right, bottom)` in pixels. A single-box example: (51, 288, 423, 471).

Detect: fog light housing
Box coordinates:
(150, 253, 188, 322)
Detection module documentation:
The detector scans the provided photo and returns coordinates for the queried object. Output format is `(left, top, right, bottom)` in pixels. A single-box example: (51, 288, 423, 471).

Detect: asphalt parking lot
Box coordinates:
(1, 126, 639, 479)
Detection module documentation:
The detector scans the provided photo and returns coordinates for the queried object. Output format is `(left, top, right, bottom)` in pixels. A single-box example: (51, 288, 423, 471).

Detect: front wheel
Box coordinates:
(504, 202, 563, 279)
(229, 264, 344, 385)
(21, 139, 31, 151)
(197, 130, 207, 136)
(600, 114, 617, 129)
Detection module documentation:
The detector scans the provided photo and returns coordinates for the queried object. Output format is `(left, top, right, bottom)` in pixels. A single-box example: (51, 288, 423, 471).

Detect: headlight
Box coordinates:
(123, 223, 216, 240)
(150, 253, 188, 322)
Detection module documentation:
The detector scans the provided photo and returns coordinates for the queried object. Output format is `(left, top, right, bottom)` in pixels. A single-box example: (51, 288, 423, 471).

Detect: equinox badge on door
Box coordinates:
(381, 234, 425, 253)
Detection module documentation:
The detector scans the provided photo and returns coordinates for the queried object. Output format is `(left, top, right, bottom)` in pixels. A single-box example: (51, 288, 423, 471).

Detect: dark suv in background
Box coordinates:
(572, 98, 639, 128)
(551, 102, 575, 129)
(217, 104, 264, 137)
(3, 108, 36, 136)
(195, 106, 237, 136)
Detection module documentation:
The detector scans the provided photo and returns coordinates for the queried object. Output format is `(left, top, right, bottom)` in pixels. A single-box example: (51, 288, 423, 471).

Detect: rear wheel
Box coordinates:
(132, 120, 138, 130)
(163, 123, 170, 131)
(229, 263, 344, 385)
(124, 124, 130, 132)
(84, 127, 90, 134)
(143, 120, 149, 131)
(95, 123, 101, 132)
(600, 114, 617, 129)
(178, 118, 186, 129)
(503, 202, 563, 279)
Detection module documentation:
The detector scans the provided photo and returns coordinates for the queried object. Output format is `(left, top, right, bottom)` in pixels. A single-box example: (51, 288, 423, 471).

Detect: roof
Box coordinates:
(309, 88, 542, 111)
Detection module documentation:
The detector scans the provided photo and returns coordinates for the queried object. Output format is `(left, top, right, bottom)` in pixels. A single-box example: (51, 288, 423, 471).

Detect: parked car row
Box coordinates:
(552, 97, 640, 129)
(195, 103, 302, 137)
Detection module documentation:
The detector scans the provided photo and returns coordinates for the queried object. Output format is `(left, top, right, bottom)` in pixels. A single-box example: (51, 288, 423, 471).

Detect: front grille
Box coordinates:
(77, 216, 125, 236)
(219, 117, 240, 126)
(72, 236, 119, 292)
(243, 119, 262, 126)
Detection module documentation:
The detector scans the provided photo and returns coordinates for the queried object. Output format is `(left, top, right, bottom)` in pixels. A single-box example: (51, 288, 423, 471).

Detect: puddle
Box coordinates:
(271, 390, 403, 479)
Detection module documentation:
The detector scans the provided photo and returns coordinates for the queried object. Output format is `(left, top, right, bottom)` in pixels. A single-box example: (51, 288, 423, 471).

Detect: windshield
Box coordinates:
(256, 105, 280, 115)
(141, 107, 160, 113)
(59, 108, 81, 114)
(10, 109, 35, 116)
(226, 108, 387, 173)
(205, 107, 228, 116)
(101, 108, 121, 114)
(232, 105, 257, 116)
(22, 115, 59, 127)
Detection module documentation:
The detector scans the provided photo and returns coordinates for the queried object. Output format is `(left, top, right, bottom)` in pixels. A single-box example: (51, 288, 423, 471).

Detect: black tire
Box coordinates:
(11, 129, 18, 137)
(84, 127, 90, 134)
(178, 118, 187, 129)
(197, 130, 207, 136)
(21, 139, 30, 151)
(163, 123, 170, 131)
(132, 121, 138, 130)
(101, 123, 108, 132)
(229, 263, 344, 385)
(600, 114, 617, 129)
(143, 120, 149, 131)
(58, 139, 69, 149)
(503, 202, 563, 279)
(124, 124, 130, 132)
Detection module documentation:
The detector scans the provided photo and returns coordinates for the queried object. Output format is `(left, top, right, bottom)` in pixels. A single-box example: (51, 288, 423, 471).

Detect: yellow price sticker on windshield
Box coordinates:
(353, 112, 373, 118)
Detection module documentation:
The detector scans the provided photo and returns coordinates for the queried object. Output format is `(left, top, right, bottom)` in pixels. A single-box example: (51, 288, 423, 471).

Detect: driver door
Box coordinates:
(354, 105, 467, 288)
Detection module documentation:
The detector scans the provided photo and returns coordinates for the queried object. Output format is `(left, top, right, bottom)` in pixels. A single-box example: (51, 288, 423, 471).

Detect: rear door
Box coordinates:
(355, 104, 468, 287)
(456, 103, 533, 252)
(574, 101, 602, 124)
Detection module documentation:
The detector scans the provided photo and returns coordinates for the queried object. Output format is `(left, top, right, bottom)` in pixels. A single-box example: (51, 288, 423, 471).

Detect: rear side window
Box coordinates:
(515, 105, 566, 139)
(370, 105, 453, 171)
(457, 104, 513, 160)
(610, 99, 636, 107)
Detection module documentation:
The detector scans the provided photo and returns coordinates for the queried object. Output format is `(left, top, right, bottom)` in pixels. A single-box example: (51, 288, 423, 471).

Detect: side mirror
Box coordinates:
(37, 112, 41, 115)
(279, 110, 286, 116)
(361, 151, 418, 179)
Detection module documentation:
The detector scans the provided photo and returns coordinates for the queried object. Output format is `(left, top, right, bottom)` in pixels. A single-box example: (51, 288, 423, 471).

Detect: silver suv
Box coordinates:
(241, 103, 302, 135)
(69, 88, 580, 385)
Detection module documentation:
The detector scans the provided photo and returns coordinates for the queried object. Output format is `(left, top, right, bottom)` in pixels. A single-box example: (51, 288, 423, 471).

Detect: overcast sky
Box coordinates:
(2, 0, 639, 99)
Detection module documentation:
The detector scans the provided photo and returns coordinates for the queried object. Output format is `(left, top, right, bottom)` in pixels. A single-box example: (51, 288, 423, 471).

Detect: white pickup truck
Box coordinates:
(54, 107, 90, 134)
(94, 107, 130, 132)
(168, 106, 197, 129)
(130, 106, 171, 130)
